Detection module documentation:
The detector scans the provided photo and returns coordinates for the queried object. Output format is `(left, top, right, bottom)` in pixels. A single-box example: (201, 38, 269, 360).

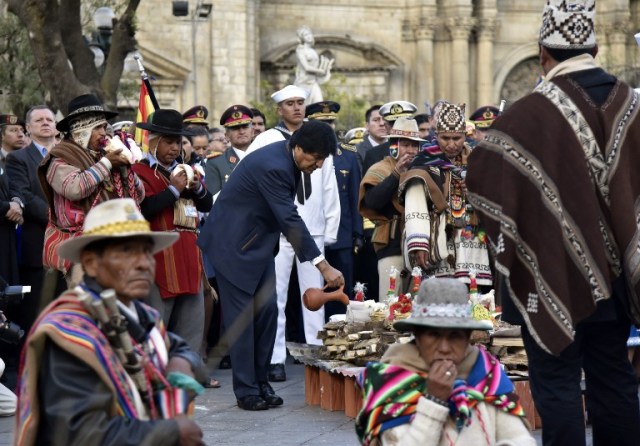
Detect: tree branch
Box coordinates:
(59, 0, 100, 86)
(101, 0, 141, 111)
(7, 0, 89, 113)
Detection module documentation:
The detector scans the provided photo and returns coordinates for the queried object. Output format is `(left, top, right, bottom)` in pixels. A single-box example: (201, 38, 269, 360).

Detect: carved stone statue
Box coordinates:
(294, 26, 334, 104)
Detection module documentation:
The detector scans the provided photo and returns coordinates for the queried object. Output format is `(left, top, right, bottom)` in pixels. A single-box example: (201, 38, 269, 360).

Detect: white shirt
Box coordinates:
(245, 128, 340, 242)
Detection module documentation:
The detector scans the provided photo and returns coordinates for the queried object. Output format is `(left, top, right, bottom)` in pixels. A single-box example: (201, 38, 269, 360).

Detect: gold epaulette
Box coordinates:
(340, 142, 357, 153)
(206, 152, 223, 159)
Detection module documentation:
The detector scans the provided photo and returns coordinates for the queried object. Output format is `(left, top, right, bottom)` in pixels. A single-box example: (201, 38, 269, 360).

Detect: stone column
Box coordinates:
(608, 22, 628, 74)
(446, 17, 475, 107)
(414, 17, 436, 106)
(476, 18, 496, 108)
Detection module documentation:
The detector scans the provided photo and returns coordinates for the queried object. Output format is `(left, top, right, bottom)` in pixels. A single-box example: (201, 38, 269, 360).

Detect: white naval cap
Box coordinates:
(271, 85, 310, 104)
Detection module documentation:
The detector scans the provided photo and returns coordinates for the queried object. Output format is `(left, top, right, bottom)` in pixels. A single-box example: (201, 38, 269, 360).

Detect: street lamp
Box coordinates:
(90, 7, 115, 68)
(172, 1, 213, 105)
(87, 6, 139, 73)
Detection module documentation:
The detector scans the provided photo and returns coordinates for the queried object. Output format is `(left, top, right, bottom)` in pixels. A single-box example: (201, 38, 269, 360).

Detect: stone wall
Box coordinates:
(134, 0, 640, 124)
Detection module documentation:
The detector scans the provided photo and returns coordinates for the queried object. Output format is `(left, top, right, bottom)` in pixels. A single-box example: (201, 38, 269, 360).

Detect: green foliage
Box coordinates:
(322, 75, 369, 139)
(0, 11, 48, 117)
(249, 79, 280, 129)
(249, 75, 370, 140)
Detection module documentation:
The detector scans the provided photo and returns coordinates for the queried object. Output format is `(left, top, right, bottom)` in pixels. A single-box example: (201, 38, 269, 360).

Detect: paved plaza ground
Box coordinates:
(0, 358, 593, 445)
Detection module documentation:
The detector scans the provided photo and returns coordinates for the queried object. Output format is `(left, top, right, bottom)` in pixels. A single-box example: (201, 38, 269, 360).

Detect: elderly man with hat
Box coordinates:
(307, 101, 363, 316)
(362, 100, 418, 175)
(132, 110, 213, 357)
(359, 117, 424, 297)
(15, 198, 205, 446)
(356, 278, 535, 445)
(38, 94, 145, 284)
(204, 104, 253, 196)
(401, 102, 492, 289)
(467, 1, 640, 444)
(247, 88, 340, 382)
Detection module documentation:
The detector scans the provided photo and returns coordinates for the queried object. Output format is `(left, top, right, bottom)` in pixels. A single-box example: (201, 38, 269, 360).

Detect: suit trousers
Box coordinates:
(522, 318, 640, 446)
(272, 235, 325, 364)
(147, 285, 204, 354)
(216, 265, 278, 399)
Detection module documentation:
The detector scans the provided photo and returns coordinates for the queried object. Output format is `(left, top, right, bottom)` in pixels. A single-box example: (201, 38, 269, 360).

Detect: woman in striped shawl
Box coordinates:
(355, 278, 534, 446)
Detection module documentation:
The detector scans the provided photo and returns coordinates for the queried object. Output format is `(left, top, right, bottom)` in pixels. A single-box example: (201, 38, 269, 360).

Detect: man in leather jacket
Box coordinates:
(15, 198, 206, 446)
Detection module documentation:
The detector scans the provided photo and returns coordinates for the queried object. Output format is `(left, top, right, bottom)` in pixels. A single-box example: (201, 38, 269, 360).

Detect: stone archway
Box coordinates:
(499, 57, 541, 106)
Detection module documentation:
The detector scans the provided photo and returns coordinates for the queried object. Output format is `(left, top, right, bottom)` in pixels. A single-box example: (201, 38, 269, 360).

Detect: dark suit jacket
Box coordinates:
(328, 145, 363, 250)
(204, 149, 240, 196)
(362, 141, 391, 175)
(6, 143, 48, 267)
(198, 141, 321, 295)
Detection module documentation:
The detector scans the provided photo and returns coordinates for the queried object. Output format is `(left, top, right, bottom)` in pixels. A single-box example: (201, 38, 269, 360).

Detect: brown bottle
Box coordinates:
(302, 284, 350, 311)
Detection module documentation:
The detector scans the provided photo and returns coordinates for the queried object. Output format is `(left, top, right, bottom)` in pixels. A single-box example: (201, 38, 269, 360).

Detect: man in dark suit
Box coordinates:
(3, 106, 57, 387)
(198, 120, 344, 411)
(355, 104, 385, 171)
(6, 106, 59, 325)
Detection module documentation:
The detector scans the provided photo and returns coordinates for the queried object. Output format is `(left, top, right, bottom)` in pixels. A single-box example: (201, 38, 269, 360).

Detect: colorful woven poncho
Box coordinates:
(355, 346, 525, 445)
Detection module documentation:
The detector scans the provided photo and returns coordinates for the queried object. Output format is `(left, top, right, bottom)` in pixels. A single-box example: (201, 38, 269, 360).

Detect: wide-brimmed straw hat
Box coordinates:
(388, 117, 426, 143)
(58, 198, 178, 263)
(136, 109, 197, 136)
(394, 277, 493, 332)
(56, 94, 118, 132)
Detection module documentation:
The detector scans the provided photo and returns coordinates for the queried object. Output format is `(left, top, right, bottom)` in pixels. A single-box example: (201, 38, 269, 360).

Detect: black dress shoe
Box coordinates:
(219, 355, 232, 369)
(237, 395, 269, 411)
(268, 363, 286, 382)
(259, 382, 283, 407)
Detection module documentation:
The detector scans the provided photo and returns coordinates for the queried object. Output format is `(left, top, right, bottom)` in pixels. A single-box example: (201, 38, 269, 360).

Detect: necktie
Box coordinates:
(296, 172, 312, 203)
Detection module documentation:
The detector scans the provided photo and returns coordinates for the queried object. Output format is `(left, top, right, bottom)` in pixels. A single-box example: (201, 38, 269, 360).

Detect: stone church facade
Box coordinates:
(133, 0, 640, 124)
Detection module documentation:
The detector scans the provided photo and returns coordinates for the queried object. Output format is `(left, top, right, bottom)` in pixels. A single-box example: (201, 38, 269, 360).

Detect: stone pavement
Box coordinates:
(1, 358, 585, 445)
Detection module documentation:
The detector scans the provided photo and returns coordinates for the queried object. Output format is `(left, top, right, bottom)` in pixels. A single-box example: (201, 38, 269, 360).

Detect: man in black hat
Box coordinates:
(205, 105, 254, 196)
(132, 109, 213, 357)
(38, 94, 144, 286)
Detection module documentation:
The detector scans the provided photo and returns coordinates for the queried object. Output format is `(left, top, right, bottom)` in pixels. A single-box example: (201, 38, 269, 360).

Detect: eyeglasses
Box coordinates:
(211, 138, 228, 144)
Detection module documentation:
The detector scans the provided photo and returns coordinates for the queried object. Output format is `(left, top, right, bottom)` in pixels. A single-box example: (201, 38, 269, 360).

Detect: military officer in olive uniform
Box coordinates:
(204, 105, 254, 196)
(306, 102, 363, 319)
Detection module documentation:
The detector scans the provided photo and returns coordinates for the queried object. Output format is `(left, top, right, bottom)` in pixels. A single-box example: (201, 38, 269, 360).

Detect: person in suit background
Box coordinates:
(355, 104, 386, 171)
(198, 120, 344, 411)
(4, 105, 61, 388)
